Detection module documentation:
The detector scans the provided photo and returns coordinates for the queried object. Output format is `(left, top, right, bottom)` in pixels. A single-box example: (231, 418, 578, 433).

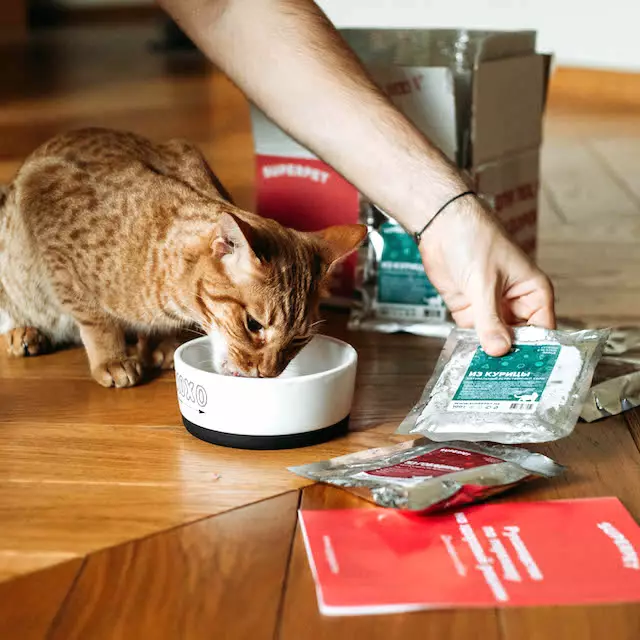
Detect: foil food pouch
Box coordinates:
(398, 326, 609, 443)
(348, 199, 454, 337)
(289, 438, 564, 514)
(580, 330, 640, 421)
(543, 322, 640, 422)
(581, 370, 640, 422)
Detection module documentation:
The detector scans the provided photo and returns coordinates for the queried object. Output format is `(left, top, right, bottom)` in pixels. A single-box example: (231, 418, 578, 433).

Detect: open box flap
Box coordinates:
(475, 31, 537, 62)
(541, 53, 554, 110)
(251, 65, 458, 164)
(471, 54, 546, 167)
(368, 65, 457, 162)
(341, 28, 536, 67)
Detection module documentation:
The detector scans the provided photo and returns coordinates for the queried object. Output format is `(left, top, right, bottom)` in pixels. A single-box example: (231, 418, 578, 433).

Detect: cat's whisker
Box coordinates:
(182, 327, 207, 338)
(179, 302, 211, 329)
(175, 315, 208, 335)
(147, 310, 170, 329)
(308, 319, 327, 336)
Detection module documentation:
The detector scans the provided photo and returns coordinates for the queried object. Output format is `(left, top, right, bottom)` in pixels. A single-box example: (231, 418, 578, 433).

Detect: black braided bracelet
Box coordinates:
(413, 190, 476, 246)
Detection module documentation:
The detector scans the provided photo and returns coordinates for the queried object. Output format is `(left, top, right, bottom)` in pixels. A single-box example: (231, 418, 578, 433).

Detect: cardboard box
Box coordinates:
(250, 29, 550, 305)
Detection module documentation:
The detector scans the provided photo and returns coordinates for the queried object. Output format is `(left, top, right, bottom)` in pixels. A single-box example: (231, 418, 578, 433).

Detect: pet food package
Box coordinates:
(289, 438, 564, 514)
(581, 370, 640, 422)
(580, 326, 640, 422)
(250, 29, 550, 308)
(398, 326, 609, 444)
(347, 199, 455, 335)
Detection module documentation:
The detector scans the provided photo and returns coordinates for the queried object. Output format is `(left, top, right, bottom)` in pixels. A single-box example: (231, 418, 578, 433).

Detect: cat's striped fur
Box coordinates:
(0, 128, 365, 386)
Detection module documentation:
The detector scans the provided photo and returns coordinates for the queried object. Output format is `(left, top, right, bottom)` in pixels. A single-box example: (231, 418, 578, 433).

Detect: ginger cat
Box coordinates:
(0, 128, 365, 387)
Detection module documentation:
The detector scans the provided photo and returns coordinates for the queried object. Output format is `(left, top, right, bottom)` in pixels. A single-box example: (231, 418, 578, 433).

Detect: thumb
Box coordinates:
(470, 277, 512, 357)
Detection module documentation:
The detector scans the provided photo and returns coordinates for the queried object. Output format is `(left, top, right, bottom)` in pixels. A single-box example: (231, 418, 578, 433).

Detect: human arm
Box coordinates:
(157, 0, 555, 354)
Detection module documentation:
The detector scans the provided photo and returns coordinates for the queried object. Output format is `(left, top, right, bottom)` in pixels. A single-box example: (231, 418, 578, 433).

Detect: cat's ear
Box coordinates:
(211, 212, 259, 279)
(313, 224, 367, 267)
(211, 212, 254, 258)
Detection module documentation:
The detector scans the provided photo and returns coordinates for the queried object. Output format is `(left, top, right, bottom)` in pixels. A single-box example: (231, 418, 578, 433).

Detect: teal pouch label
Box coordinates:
(374, 222, 446, 321)
(448, 344, 562, 413)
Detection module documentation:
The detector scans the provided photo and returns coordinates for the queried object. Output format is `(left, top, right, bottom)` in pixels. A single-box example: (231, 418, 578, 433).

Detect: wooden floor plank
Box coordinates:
(0, 550, 79, 583)
(537, 242, 640, 324)
(0, 418, 418, 579)
(538, 183, 568, 226)
(541, 140, 639, 221)
(49, 492, 299, 640)
(539, 242, 640, 284)
(0, 347, 99, 381)
(538, 214, 640, 244)
(544, 108, 640, 141)
(588, 136, 640, 206)
(588, 137, 640, 204)
(623, 408, 640, 452)
(0, 376, 183, 427)
(546, 284, 640, 325)
(500, 605, 640, 640)
(278, 484, 501, 640)
(0, 559, 83, 640)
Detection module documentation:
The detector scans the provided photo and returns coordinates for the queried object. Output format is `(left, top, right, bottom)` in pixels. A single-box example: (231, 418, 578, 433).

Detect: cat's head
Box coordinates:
(186, 211, 366, 377)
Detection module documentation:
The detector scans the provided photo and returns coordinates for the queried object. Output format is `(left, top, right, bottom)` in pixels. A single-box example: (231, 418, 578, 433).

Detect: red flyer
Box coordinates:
(299, 497, 640, 615)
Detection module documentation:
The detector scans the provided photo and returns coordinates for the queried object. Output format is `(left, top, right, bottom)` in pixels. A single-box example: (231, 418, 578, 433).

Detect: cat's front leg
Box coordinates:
(150, 334, 183, 370)
(0, 286, 53, 357)
(131, 333, 183, 371)
(3, 326, 52, 357)
(78, 320, 143, 388)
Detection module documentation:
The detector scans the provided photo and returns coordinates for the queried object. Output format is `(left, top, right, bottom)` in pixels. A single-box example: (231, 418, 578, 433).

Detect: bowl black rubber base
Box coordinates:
(182, 415, 350, 450)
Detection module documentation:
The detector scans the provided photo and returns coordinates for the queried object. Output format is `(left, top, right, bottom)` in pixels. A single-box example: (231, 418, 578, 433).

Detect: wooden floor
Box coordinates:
(1, 23, 640, 640)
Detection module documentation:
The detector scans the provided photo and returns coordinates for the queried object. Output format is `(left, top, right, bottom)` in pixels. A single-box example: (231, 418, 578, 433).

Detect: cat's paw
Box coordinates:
(4, 327, 51, 357)
(92, 357, 143, 388)
(151, 337, 181, 370)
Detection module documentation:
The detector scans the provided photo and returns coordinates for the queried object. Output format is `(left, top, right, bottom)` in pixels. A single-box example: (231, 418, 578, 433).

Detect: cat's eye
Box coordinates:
(246, 314, 263, 333)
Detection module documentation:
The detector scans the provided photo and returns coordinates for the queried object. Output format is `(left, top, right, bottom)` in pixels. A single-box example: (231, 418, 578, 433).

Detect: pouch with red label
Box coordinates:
(288, 438, 563, 514)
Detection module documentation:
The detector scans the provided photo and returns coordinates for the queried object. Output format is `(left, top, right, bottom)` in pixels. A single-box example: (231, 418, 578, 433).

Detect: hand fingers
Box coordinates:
(470, 276, 512, 357)
(530, 275, 556, 329)
(527, 304, 556, 330)
(506, 275, 556, 329)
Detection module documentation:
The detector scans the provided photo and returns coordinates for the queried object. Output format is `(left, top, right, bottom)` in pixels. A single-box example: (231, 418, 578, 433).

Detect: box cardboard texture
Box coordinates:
(250, 29, 551, 306)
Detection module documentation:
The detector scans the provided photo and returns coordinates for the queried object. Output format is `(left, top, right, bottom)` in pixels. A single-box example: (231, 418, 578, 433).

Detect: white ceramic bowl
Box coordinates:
(173, 335, 358, 450)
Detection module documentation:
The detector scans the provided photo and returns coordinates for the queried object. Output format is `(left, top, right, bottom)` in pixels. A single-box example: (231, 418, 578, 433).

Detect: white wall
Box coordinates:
(57, 0, 640, 71)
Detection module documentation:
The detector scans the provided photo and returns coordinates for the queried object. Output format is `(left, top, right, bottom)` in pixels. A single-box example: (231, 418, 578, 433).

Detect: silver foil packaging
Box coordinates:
(580, 327, 640, 421)
(289, 438, 564, 514)
(398, 326, 609, 444)
(559, 323, 640, 422)
(348, 200, 453, 337)
(581, 370, 640, 422)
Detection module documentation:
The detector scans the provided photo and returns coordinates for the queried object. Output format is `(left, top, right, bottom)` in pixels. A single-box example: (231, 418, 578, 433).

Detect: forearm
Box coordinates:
(158, 0, 469, 234)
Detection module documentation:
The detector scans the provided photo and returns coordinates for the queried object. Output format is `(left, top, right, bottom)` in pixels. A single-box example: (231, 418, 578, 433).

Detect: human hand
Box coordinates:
(420, 196, 556, 356)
